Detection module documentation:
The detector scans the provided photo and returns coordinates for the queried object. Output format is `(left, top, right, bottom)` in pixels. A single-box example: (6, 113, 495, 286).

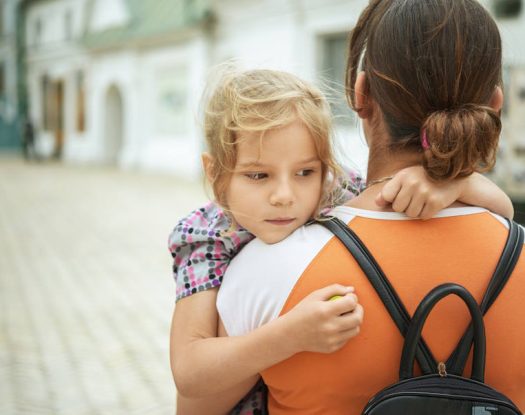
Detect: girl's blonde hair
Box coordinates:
(202, 66, 342, 215)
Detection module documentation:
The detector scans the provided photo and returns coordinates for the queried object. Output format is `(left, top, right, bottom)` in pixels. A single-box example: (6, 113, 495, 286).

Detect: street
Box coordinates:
(0, 157, 207, 414)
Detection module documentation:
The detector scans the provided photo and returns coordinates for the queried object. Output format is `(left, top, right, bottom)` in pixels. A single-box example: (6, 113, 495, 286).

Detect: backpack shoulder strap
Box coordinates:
(318, 216, 524, 375)
(446, 219, 524, 374)
(318, 216, 437, 374)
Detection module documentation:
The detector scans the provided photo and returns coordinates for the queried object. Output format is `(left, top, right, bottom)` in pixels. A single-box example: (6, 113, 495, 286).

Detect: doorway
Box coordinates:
(51, 80, 64, 158)
(104, 85, 124, 164)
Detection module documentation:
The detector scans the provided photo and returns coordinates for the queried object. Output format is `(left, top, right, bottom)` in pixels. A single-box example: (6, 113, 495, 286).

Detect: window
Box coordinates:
(76, 71, 85, 132)
(493, 0, 522, 18)
(519, 87, 525, 102)
(319, 33, 355, 125)
(34, 18, 42, 46)
(42, 75, 52, 130)
(502, 66, 511, 118)
(0, 63, 5, 98)
(515, 146, 525, 156)
(65, 10, 73, 40)
(0, 2, 4, 35)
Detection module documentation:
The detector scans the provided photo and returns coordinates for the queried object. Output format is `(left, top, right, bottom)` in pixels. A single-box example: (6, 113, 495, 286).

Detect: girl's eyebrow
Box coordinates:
(236, 161, 264, 169)
(297, 157, 322, 164)
(237, 157, 321, 169)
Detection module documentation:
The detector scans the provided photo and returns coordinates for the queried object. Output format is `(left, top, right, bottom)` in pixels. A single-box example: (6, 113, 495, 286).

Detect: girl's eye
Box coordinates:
(245, 172, 268, 181)
(297, 169, 315, 177)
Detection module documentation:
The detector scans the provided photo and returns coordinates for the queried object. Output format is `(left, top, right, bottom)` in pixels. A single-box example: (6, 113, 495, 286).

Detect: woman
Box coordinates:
(216, 0, 525, 413)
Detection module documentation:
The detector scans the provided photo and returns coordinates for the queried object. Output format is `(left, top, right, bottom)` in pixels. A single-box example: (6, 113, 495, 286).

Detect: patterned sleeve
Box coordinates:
(168, 201, 255, 302)
(330, 166, 366, 207)
(342, 167, 366, 197)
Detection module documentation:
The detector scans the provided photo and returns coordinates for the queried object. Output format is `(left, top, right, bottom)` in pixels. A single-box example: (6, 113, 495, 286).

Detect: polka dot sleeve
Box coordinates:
(342, 167, 365, 199)
(325, 167, 365, 209)
(168, 202, 255, 302)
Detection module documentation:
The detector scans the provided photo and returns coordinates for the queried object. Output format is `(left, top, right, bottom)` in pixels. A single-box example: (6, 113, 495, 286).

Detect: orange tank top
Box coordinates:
(260, 212, 525, 414)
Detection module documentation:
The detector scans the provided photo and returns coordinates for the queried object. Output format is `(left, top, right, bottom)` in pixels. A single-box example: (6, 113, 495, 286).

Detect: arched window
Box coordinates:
(34, 18, 43, 46)
(493, 0, 522, 18)
(64, 10, 73, 41)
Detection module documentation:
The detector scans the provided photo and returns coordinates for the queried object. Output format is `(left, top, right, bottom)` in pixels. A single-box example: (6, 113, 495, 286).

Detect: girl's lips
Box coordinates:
(265, 219, 295, 226)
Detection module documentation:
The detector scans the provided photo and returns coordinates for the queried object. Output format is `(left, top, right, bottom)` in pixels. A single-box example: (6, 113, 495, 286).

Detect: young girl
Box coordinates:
(168, 67, 513, 415)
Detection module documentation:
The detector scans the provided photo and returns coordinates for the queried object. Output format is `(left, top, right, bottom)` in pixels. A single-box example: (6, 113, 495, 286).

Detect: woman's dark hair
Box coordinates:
(346, 0, 503, 180)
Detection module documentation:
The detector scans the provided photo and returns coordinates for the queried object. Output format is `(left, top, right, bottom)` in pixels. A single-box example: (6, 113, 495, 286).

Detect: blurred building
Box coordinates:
(480, 0, 525, 200)
(22, 0, 370, 178)
(23, 0, 210, 174)
(18, 0, 525, 196)
(0, 0, 23, 149)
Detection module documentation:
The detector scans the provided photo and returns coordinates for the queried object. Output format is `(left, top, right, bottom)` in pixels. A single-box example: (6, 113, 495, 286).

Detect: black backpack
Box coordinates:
(319, 217, 524, 415)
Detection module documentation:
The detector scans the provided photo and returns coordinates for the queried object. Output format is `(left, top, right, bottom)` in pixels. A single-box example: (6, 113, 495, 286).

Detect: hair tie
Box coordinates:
(421, 129, 430, 150)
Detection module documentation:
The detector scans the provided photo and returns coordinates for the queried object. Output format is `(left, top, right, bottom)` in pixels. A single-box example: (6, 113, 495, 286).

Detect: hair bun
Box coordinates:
(422, 104, 502, 180)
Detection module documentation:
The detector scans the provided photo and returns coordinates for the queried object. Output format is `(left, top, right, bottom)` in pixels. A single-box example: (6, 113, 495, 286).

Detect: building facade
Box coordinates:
(23, 0, 215, 177)
(21, 0, 525, 196)
(0, 0, 23, 149)
(23, 0, 370, 178)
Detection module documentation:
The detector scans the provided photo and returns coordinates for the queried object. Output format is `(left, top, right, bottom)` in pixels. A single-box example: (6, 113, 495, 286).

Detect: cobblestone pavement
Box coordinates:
(0, 156, 207, 415)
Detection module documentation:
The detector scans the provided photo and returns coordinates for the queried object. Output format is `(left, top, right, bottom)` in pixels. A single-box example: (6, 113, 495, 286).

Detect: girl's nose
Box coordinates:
(270, 180, 294, 207)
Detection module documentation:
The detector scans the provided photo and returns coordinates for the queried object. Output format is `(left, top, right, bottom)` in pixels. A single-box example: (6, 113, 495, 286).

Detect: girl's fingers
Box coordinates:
(391, 183, 413, 213)
(308, 284, 354, 301)
(404, 190, 427, 218)
(339, 326, 361, 340)
(419, 202, 436, 221)
(377, 176, 403, 206)
(375, 192, 389, 207)
(330, 293, 359, 315)
(336, 303, 364, 328)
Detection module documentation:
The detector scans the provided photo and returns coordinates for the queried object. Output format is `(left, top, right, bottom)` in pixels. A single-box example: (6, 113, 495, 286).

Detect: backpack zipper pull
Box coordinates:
(438, 362, 447, 377)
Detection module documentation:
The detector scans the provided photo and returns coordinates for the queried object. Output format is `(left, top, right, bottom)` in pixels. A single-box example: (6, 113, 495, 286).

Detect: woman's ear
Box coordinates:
(489, 86, 504, 112)
(201, 153, 215, 182)
(354, 71, 372, 119)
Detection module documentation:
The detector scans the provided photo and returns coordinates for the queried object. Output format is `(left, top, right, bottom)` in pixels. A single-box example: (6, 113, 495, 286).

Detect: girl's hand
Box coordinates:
(376, 166, 513, 220)
(376, 166, 461, 220)
(282, 284, 364, 354)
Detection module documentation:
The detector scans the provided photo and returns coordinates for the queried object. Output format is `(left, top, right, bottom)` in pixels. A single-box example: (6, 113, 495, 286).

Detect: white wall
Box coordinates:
(138, 37, 208, 178)
(88, 0, 129, 32)
(211, 0, 370, 174)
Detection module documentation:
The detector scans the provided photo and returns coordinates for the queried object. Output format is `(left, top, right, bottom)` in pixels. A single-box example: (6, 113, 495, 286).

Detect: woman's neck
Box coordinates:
(366, 147, 422, 184)
(345, 145, 423, 211)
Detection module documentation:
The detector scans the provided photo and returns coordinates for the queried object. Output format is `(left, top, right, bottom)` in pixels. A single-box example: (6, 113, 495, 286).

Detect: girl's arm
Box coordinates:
(169, 203, 262, 413)
(170, 292, 260, 415)
(456, 173, 514, 219)
(376, 167, 513, 220)
(170, 283, 362, 400)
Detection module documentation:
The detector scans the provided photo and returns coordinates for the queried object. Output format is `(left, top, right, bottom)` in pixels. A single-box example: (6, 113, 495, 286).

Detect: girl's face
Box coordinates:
(226, 119, 323, 244)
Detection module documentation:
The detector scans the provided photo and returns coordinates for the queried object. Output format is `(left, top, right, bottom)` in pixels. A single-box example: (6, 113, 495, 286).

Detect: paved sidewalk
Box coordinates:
(0, 157, 207, 415)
